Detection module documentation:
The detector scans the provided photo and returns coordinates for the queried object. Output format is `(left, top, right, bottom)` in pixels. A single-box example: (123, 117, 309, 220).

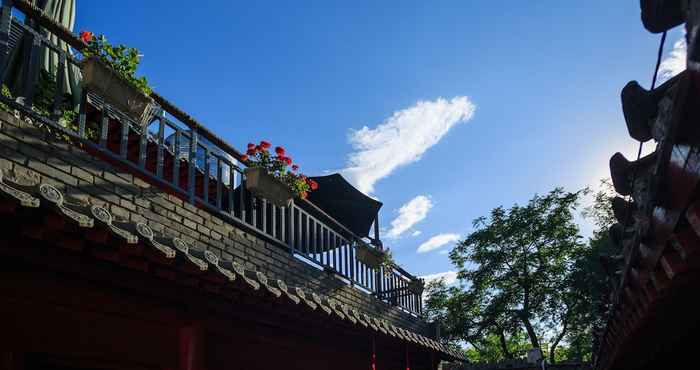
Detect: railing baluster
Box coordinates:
(261, 199, 267, 234)
(172, 129, 181, 186)
(315, 222, 321, 262)
(228, 166, 235, 216)
(336, 236, 341, 271)
(138, 122, 147, 168)
(280, 203, 286, 244)
(251, 195, 257, 228)
(188, 130, 198, 203)
(350, 242, 356, 284)
(298, 211, 304, 254)
(203, 146, 210, 205)
(288, 205, 295, 251)
(119, 115, 129, 158)
(99, 106, 109, 148)
(156, 113, 165, 177)
(216, 157, 222, 210)
(240, 173, 247, 222)
(309, 218, 315, 258)
(51, 52, 66, 121)
(20, 30, 39, 108)
(361, 261, 366, 287)
(342, 239, 348, 275)
(323, 227, 329, 266)
(304, 213, 310, 255)
(271, 204, 276, 239)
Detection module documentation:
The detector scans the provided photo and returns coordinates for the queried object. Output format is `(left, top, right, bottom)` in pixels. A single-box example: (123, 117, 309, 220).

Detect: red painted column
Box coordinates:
(405, 345, 410, 370)
(371, 335, 376, 370)
(179, 324, 205, 370)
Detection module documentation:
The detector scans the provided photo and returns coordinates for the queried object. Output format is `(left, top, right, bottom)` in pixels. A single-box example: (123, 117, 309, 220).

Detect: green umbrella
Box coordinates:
(3, 0, 81, 110)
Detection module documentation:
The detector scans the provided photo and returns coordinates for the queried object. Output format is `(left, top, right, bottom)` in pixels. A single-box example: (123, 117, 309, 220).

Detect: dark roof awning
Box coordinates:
(307, 174, 382, 238)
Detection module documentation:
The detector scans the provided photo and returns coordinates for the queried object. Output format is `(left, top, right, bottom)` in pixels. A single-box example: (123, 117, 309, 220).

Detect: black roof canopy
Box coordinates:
(307, 174, 382, 238)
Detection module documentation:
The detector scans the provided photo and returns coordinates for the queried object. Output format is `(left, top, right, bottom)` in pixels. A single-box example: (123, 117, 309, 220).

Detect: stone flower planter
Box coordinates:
(355, 244, 385, 268)
(80, 57, 157, 126)
(244, 167, 293, 208)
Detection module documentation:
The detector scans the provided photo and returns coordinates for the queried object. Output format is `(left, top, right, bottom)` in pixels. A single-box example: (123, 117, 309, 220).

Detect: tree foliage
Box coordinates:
(425, 187, 609, 364)
(425, 182, 623, 364)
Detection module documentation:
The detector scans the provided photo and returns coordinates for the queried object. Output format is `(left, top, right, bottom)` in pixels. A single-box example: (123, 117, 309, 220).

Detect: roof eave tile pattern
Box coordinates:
(0, 170, 466, 362)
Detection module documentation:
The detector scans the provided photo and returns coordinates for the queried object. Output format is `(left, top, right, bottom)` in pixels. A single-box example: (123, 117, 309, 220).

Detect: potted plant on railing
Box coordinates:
(407, 278, 425, 295)
(78, 31, 157, 126)
(356, 243, 394, 271)
(241, 141, 318, 207)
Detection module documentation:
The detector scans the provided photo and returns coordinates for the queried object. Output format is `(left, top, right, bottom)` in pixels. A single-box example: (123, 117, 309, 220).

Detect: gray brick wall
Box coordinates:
(0, 110, 430, 334)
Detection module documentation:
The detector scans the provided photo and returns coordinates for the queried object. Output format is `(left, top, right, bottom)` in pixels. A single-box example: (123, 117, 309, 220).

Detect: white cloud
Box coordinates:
(421, 270, 458, 285)
(417, 233, 460, 253)
(342, 96, 476, 194)
(411, 230, 422, 237)
(659, 36, 686, 83)
(385, 195, 433, 239)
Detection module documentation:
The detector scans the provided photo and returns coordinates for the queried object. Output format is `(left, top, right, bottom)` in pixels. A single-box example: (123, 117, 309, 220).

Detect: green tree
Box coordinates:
(425, 188, 588, 363)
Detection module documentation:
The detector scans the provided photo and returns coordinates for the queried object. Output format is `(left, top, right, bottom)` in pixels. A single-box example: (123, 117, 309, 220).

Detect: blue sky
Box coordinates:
(75, 1, 686, 282)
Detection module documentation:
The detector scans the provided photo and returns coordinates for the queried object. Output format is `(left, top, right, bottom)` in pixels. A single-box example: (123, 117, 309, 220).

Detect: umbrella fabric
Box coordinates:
(2, 0, 81, 109)
(38, 0, 82, 108)
(306, 173, 382, 238)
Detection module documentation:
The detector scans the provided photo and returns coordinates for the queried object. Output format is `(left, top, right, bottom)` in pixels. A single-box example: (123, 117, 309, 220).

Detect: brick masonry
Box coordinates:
(0, 110, 430, 335)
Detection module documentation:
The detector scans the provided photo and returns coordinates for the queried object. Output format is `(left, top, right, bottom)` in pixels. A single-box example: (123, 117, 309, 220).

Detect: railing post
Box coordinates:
(173, 128, 181, 187)
(287, 202, 294, 251)
(188, 129, 198, 204)
(156, 111, 165, 177)
(0, 0, 14, 79)
(374, 266, 381, 295)
(350, 240, 355, 284)
(119, 112, 129, 158)
(20, 30, 40, 108)
(98, 102, 109, 147)
(51, 52, 66, 121)
(202, 146, 210, 205)
(216, 156, 222, 210)
(227, 165, 234, 216)
(78, 89, 88, 138)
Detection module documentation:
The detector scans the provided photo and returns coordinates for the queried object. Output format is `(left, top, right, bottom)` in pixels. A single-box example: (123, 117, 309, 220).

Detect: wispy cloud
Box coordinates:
(342, 97, 476, 194)
(411, 230, 422, 237)
(417, 233, 460, 253)
(421, 270, 458, 285)
(385, 195, 433, 239)
(659, 36, 686, 83)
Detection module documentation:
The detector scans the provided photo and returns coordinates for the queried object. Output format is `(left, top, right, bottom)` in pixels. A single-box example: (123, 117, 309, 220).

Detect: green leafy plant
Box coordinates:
(0, 84, 13, 112)
(241, 140, 317, 199)
(80, 31, 152, 96)
(379, 248, 396, 275)
(30, 70, 97, 141)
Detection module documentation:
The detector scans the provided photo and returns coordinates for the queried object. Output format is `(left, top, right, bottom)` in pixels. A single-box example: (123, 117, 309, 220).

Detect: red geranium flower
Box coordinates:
(308, 179, 318, 190)
(247, 143, 255, 149)
(79, 31, 93, 43)
(246, 148, 256, 156)
(283, 157, 292, 166)
(260, 141, 272, 149)
(291, 164, 299, 171)
(255, 145, 262, 152)
(241, 155, 249, 162)
(275, 146, 285, 155)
